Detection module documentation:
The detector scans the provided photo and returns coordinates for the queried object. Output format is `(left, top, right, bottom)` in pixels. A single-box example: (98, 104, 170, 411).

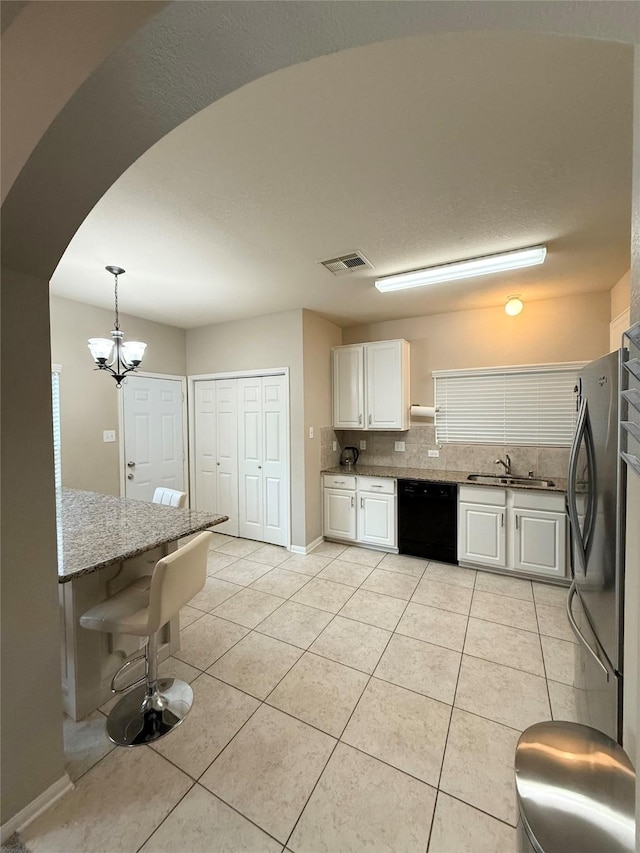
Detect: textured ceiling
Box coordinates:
(50, 30, 633, 329)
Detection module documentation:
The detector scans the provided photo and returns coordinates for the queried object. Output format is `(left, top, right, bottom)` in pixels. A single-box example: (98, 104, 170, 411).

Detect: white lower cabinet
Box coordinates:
(358, 492, 396, 548)
(458, 501, 507, 569)
(323, 475, 397, 549)
(323, 488, 357, 541)
(459, 485, 567, 579)
(511, 507, 567, 578)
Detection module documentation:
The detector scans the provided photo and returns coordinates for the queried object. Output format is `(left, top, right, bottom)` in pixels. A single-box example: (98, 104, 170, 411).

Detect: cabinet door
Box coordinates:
(511, 509, 567, 578)
(358, 492, 396, 548)
(333, 345, 364, 429)
(458, 501, 507, 568)
(365, 340, 409, 430)
(324, 489, 357, 541)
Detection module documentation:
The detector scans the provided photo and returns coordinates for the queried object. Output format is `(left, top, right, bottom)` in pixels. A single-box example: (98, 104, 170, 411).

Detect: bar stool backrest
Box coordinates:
(152, 487, 187, 508)
(147, 531, 211, 633)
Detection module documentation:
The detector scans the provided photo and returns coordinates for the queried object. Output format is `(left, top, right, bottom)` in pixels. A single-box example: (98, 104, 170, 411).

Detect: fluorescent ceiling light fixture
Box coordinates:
(375, 245, 547, 293)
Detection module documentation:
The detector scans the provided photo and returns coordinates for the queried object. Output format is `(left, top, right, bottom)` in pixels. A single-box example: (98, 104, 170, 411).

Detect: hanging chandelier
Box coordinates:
(87, 266, 147, 387)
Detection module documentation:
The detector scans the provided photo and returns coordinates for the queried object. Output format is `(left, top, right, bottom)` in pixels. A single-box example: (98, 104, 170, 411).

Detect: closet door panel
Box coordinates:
(262, 375, 288, 546)
(238, 378, 264, 540)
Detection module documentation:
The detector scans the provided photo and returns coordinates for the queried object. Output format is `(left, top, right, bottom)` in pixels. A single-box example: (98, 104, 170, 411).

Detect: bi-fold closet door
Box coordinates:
(193, 374, 288, 546)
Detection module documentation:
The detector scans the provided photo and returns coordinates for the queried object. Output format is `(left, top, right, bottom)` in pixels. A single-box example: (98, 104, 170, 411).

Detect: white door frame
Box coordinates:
(188, 368, 291, 548)
(118, 372, 189, 500)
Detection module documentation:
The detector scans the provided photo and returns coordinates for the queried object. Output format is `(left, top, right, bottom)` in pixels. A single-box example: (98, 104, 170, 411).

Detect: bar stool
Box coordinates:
(152, 487, 187, 508)
(80, 531, 212, 746)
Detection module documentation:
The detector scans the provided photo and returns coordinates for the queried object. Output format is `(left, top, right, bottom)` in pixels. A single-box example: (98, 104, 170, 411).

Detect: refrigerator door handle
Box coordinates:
(567, 398, 588, 573)
(566, 581, 610, 682)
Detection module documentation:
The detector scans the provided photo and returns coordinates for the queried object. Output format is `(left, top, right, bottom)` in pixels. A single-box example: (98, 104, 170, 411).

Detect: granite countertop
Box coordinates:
(322, 465, 567, 493)
(57, 489, 227, 583)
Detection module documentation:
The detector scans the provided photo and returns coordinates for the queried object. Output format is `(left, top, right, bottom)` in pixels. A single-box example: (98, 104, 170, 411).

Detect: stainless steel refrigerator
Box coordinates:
(566, 349, 626, 743)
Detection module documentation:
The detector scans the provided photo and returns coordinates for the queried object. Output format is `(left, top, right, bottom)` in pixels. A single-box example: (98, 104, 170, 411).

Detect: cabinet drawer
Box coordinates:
(357, 476, 395, 495)
(512, 490, 565, 512)
(459, 485, 507, 505)
(323, 474, 356, 490)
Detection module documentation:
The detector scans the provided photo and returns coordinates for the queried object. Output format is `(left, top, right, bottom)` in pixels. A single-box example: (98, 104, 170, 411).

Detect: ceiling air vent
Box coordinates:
(320, 251, 373, 275)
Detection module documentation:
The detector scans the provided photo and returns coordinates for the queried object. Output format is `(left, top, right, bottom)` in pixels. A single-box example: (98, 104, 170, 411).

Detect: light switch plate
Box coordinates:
(103, 430, 116, 443)
(428, 449, 440, 457)
(332, 440, 337, 452)
(394, 441, 406, 452)
(309, 427, 314, 439)
(359, 440, 367, 450)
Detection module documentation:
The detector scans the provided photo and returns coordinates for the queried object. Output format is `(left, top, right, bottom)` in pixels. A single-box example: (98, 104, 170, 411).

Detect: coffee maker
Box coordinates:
(340, 446, 359, 468)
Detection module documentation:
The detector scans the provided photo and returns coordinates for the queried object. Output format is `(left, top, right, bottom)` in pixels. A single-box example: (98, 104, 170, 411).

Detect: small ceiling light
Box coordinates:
(374, 245, 546, 293)
(88, 266, 147, 388)
(505, 295, 524, 316)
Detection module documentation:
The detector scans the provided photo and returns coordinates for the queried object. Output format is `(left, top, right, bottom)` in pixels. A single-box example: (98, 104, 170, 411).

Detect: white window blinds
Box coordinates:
(52, 366, 62, 494)
(434, 364, 582, 446)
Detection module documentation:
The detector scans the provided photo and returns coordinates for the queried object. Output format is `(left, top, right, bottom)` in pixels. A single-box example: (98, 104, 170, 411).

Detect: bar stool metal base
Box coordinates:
(106, 678, 193, 747)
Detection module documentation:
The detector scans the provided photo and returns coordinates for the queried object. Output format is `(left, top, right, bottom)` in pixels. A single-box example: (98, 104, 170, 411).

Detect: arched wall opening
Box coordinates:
(2, 0, 638, 829)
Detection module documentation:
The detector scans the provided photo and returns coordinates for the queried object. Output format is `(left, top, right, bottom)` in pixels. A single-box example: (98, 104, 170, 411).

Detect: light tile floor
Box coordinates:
(20, 536, 580, 853)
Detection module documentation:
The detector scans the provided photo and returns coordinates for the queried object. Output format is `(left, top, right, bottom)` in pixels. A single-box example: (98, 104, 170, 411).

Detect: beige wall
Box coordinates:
(343, 292, 610, 406)
(1, 2, 166, 203)
(1, 268, 65, 824)
(50, 296, 186, 495)
(611, 269, 631, 320)
(302, 310, 342, 544)
(186, 309, 307, 547)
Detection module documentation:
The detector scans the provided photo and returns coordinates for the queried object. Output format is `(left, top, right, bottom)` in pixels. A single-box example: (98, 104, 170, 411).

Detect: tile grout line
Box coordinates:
(282, 561, 423, 851)
(531, 588, 555, 719)
(426, 566, 477, 852)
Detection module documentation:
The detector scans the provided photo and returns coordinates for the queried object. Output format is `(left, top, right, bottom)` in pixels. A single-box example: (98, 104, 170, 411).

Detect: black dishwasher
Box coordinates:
(398, 480, 458, 564)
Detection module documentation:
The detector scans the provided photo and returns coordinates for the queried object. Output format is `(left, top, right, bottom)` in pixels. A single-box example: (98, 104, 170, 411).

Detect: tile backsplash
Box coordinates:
(320, 424, 570, 480)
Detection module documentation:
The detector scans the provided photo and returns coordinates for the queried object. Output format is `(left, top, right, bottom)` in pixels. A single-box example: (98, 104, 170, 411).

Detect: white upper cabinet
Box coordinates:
(333, 345, 365, 429)
(332, 339, 409, 430)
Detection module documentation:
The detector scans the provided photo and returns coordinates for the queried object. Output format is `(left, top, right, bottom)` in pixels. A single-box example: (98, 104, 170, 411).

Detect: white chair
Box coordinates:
(79, 531, 212, 746)
(152, 487, 187, 508)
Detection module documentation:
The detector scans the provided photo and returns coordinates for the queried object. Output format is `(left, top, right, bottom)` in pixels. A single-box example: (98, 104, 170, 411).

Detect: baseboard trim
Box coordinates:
(1, 773, 73, 842)
(289, 536, 324, 556)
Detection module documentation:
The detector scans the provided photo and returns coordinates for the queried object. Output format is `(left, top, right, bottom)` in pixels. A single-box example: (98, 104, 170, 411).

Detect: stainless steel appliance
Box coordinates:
(398, 479, 457, 563)
(340, 446, 359, 468)
(566, 350, 626, 743)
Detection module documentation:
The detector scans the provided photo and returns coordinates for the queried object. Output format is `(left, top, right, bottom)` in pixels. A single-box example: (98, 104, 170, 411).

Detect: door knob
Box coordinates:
(127, 473, 134, 480)
(127, 461, 136, 468)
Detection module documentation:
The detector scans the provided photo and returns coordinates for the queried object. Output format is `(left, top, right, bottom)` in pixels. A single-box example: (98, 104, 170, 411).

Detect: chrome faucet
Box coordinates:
(495, 454, 512, 475)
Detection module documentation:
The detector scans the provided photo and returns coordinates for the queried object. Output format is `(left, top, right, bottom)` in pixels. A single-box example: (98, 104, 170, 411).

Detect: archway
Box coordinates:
(2, 0, 638, 829)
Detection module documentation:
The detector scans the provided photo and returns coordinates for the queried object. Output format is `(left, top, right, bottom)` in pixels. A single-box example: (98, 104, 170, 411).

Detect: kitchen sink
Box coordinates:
(467, 473, 555, 488)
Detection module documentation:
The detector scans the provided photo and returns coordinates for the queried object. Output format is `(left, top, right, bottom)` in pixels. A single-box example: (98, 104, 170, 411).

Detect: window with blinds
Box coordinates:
(52, 366, 62, 494)
(434, 363, 582, 446)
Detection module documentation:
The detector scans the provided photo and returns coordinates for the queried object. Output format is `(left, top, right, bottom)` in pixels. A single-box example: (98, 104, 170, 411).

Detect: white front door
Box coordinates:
(123, 375, 185, 502)
(238, 377, 263, 540)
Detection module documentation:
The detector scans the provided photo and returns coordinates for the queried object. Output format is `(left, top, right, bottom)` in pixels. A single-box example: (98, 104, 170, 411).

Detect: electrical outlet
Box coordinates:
(394, 441, 406, 452)
(309, 427, 314, 439)
(332, 440, 337, 452)
(359, 440, 367, 450)
(428, 449, 440, 458)
(103, 430, 116, 443)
